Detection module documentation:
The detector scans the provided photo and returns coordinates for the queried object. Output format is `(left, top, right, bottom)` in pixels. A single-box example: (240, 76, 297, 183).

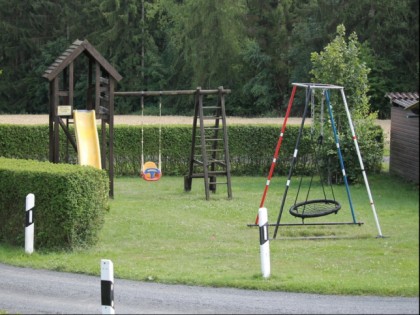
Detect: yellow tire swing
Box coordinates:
(140, 94, 162, 181)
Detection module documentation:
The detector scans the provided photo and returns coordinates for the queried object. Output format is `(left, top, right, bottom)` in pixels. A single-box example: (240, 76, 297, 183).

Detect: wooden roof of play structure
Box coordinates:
(43, 39, 122, 82)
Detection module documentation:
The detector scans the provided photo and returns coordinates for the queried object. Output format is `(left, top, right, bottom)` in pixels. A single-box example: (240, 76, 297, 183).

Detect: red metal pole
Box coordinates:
(255, 85, 297, 224)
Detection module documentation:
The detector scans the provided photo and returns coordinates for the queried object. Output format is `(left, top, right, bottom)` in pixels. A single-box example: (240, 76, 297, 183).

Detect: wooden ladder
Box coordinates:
(184, 87, 232, 200)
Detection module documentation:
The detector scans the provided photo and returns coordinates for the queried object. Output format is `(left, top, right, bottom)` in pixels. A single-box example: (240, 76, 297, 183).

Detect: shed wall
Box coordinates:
(389, 107, 419, 184)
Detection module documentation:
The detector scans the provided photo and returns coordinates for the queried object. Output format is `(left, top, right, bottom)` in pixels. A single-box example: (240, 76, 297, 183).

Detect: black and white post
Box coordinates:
(101, 259, 115, 314)
(25, 193, 35, 254)
(258, 207, 270, 278)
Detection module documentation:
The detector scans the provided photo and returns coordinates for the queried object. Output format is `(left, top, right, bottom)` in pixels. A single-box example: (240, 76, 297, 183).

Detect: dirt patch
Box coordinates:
(0, 114, 300, 126)
(0, 115, 390, 142)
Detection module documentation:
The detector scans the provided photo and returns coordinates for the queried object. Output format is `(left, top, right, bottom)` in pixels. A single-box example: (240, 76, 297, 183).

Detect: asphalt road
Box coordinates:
(0, 263, 418, 314)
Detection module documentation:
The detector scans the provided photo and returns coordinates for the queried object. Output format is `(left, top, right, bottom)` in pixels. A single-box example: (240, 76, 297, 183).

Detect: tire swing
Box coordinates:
(140, 94, 162, 181)
(272, 87, 345, 239)
(289, 89, 341, 221)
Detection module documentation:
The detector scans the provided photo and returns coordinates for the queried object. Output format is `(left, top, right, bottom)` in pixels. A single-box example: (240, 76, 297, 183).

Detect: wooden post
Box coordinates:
(109, 78, 115, 198)
(53, 77, 60, 163)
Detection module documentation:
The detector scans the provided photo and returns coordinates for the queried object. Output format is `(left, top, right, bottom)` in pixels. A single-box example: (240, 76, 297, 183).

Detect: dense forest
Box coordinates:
(0, 0, 418, 118)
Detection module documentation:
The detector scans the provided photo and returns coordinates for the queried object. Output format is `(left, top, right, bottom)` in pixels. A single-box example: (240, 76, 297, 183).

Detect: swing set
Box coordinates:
(254, 83, 384, 239)
(114, 87, 232, 199)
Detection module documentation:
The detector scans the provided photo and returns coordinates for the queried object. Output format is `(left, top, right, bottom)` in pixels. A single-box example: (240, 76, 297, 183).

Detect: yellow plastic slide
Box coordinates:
(73, 110, 102, 169)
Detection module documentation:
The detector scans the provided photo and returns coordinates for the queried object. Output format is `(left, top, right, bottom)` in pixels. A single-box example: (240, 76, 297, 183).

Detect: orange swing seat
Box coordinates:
(141, 161, 162, 181)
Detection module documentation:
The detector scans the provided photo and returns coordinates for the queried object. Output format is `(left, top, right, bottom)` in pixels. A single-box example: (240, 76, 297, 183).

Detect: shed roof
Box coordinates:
(42, 39, 122, 82)
(385, 92, 419, 111)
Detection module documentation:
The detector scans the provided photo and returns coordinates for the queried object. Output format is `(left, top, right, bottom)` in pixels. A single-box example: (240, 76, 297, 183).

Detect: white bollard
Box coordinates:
(101, 259, 115, 314)
(258, 207, 270, 278)
(25, 193, 35, 254)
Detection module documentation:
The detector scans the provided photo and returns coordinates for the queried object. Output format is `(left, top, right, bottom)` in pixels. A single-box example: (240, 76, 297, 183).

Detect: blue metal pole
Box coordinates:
(324, 90, 357, 223)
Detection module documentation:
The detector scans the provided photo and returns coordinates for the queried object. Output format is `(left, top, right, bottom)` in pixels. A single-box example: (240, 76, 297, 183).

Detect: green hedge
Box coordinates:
(0, 157, 109, 250)
(0, 125, 49, 161)
(0, 123, 383, 181)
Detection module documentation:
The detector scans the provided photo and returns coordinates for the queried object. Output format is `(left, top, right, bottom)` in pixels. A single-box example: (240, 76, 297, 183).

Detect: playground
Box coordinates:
(0, 96, 417, 297)
(2, 110, 417, 298)
(0, 109, 416, 298)
(0, 173, 418, 297)
(0, 40, 417, 300)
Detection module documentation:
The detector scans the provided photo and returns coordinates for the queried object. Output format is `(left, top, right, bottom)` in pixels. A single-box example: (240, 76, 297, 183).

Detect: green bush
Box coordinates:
(317, 123, 384, 184)
(0, 157, 109, 250)
(0, 123, 383, 181)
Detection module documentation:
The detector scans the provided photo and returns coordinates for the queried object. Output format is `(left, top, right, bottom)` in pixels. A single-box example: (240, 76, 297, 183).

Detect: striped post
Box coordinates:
(255, 85, 297, 224)
(258, 207, 270, 278)
(101, 259, 115, 314)
(25, 193, 35, 254)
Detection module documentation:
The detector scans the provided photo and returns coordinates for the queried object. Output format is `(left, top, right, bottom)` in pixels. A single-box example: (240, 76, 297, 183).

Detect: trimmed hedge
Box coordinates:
(0, 123, 383, 181)
(0, 157, 109, 250)
(0, 125, 49, 161)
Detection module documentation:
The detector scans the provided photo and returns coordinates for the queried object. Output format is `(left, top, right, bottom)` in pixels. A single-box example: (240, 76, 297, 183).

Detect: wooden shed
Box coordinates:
(385, 92, 419, 184)
(43, 39, 123, 197)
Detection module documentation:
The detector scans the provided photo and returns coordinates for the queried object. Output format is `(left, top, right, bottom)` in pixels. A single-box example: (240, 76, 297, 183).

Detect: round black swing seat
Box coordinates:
(289, 199, 341, 218)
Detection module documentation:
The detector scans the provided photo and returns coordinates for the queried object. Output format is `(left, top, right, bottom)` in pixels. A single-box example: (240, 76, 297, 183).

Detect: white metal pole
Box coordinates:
(340, 89, 383, 237)
(101, 259, 115, 314)
(25, 193, 35, 254)
(258, 207, 270, 278)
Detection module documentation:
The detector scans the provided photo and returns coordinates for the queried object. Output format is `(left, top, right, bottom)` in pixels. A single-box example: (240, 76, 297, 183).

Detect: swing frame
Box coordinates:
(114, 87, 232, 197)
(254, 83, 383, 239)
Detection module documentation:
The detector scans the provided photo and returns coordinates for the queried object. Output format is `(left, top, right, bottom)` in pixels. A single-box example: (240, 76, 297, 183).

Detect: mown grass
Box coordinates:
(0, 173, 418, 297)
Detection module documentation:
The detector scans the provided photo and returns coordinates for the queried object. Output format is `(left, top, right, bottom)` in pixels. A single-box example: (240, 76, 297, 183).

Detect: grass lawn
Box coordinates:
(0, 173, 418, 297)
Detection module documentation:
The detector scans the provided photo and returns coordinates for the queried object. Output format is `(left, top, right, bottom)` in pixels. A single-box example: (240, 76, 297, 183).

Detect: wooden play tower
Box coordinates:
(42, 39, 122, 197)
